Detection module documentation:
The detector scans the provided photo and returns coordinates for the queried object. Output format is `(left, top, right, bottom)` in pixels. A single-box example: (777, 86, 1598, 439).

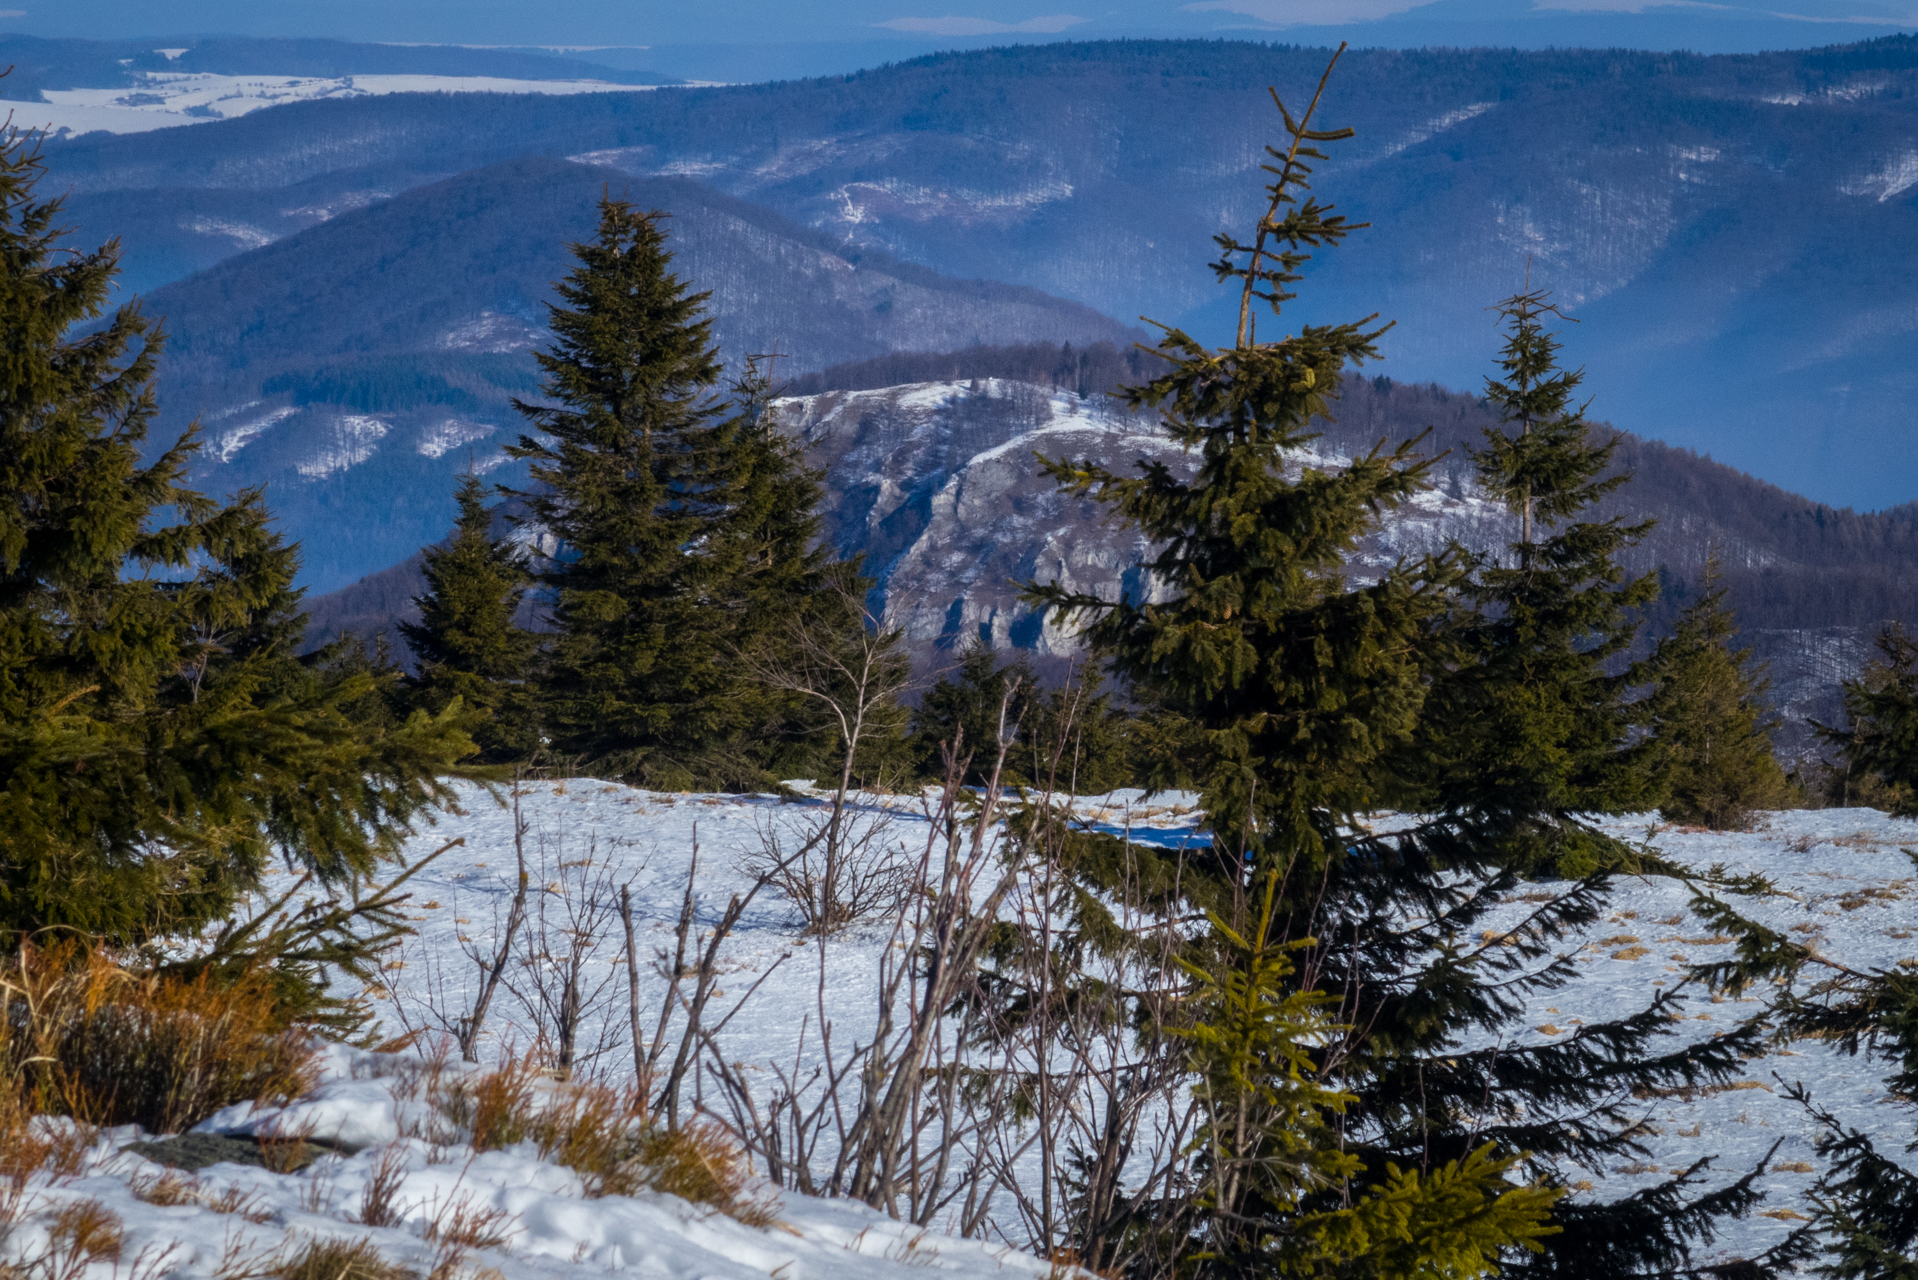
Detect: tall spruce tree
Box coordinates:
(1645, 554, 1792, 830)
(509, 198, 727, 786)
(0, 125, 475, 949)
(401, 473, 540, 763)
(1025, 54, 1565, 1276)
(511, 201, 850, 788)
(1411, 287, 1663, 877)
(1024, 54, 1786, 1278)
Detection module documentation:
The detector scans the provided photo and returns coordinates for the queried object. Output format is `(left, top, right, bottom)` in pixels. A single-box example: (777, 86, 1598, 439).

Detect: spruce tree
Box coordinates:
(1412, 287, 1662, 877)
(509, 197, 722, 786)
(511, 203, 849, 789)
(1024, 54, 1566, 1275)
(0, 125, 475, 949)
(401, 473, 540, 763)
(909, 643, 1038, 785)
(703, 358, 867, 786)
(1818, 625, 1918, 816)
(1023, 55, 1782, 1278)
(1646, 554, 1793, 830)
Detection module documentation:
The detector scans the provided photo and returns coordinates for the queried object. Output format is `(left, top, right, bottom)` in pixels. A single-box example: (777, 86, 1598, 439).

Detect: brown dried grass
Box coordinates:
(421, 1051, 774, 1226)
(0, 942, 316, 1134)
(273, 1236, 416, 1280)
(129, 1168, 274, 1223)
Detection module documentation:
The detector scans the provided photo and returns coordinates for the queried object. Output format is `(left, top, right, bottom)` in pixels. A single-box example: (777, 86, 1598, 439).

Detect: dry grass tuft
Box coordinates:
(0, 1093, 93, 1242)
(129, 1168, 274, 1223)
(357, 1146, 411, 1229)
(433, 1057, 539, 1154)
(416, 1051, 775, 1226)
(257, 1116, 320, 1174)
(421, 1189, 517, 1278)
(528, 1082, 646, 1196)
(274, 1235, 417, 1280)
(0, 942, 316, 1134)
(627, 1123, 778, 1227)
(43, 1197, 124, 1277)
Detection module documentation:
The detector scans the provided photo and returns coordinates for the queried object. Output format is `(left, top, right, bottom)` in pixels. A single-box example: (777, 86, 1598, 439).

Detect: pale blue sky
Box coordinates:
(7, 0, 1915, 60)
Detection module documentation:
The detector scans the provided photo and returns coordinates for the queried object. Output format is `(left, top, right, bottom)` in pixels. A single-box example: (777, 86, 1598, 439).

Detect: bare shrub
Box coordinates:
(381, 801, 532, 1067)
(741, 807, 914, 935)
(503, 833, 632, 1081)
(739, 573, 914, 935)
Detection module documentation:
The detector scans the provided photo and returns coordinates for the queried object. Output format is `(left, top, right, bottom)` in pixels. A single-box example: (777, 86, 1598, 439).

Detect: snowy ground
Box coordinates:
(33, 783, 1918, 1276)
(12, 72, 680, 138)
(39, 1042, 1063, 1280)
(347, 784, 1917, 1265)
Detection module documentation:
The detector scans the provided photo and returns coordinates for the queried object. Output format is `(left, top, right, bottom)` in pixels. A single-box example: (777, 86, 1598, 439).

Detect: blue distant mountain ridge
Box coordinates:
(32, 35, 1918, 520)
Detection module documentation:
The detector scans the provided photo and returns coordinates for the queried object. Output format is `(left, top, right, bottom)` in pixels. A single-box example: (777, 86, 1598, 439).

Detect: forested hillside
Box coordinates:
(144, 162, 1135, 589)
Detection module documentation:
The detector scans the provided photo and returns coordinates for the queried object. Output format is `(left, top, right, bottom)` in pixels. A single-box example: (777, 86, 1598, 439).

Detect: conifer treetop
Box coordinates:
(1474, 287, 1627, 549)
(509, 196, 728, 569)
(1026, 46, 1457, 868)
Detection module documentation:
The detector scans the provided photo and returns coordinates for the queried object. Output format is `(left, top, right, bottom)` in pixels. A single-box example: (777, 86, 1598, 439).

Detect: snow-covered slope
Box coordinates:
(186, 780, 1911, 1271)
(23, 782, 1912, 1274)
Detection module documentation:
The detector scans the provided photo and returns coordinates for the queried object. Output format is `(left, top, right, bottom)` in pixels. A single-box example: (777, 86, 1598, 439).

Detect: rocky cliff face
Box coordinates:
(777, 376, 1899, 755)
(784, 378, 1518, 656)
(783, 380, 1178, 658)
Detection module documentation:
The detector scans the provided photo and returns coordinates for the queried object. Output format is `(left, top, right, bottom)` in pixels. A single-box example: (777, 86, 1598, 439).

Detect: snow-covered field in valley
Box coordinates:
(27, 782, 1918, 1277)
(17, 73, 676, 138)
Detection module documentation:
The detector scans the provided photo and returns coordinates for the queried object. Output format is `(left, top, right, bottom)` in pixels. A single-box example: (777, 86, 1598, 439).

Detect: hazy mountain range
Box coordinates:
(6, 31, 1915, 727)
(136, 159, 1134, 588)
(30, 35, 1918, 517)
